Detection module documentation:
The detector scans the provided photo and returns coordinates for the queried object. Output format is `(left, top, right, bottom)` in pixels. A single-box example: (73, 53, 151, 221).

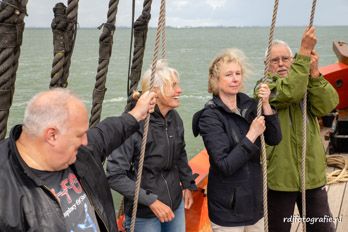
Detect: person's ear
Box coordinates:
(45, 127, 58, 145)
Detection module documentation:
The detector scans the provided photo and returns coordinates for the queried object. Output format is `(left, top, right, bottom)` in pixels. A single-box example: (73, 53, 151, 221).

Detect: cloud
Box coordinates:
(24, 0, 348, 28)
(205, 0, 226, 10)
(169, 17, 218, 27)
(172, 0, 189, 10)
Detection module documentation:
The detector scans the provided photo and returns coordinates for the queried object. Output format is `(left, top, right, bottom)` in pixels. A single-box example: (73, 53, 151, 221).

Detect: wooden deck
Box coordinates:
(291, 126, 348, 231)
(290, 164, 348, 232)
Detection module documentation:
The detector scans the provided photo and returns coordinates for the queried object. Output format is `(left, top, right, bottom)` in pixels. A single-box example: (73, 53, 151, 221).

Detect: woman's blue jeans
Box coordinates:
(125, 200, 185, 232)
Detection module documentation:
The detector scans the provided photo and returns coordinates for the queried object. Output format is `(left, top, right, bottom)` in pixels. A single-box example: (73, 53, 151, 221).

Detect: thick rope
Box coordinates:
(89, 0, 120, 128)
(126, 0, 152, 108)
(50, 3, 67, 88)
(126, 0, 136, 94)
(0, 0, 27, 140)
(62, 0, 78, 87)
(300, 82, 308, 230)
(130, 1, 166, 231)
(117, 0, 136, 219)
(257, 0, 279, 231)
(118, 0, 152, 219)
(116, 0, 135, 219)
(160, 0, 166, 59)
(49, 0, 79, 88)
(300, 1, 317, 231)
(326, 155, 348, 185)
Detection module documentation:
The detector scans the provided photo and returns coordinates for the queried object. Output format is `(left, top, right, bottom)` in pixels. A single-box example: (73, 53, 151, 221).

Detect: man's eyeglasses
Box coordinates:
(269, 56, 292, 65)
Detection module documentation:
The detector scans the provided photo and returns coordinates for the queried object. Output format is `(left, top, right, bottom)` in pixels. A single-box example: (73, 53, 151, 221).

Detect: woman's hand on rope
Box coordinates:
(310, 50, 320, 78)
(257, 83, 274, 116)
(183, 189, 193, 209)
(149, 200, 175, 223)
(299, 26, 317, 56)
(128, 91, 157, 121)
(246, 116, 266, 143)
(257, 83, 270, 103)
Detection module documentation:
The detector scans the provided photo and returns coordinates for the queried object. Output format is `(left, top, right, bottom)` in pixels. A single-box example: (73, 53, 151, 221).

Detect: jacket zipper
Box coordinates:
(164, 119, 170, 168)
(42, 185, 67, 228)
(163, 119, 173, 209)
(161, 173, 173, 209)
(81, 180, 110, 232)
(43, 185, 60, 203)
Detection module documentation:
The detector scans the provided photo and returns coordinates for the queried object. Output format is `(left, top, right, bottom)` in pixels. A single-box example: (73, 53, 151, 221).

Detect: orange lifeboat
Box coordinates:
(320, 41, 348, 110)
(186, 149, 211, 232)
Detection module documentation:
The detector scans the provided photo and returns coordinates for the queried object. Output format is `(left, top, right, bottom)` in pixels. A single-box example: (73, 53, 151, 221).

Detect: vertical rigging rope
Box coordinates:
(130, 1, 166, 231)
(118, 0, 153, 221)
(159, 0, 166, 59)
(126, 0, 153, 105)
(117, 0, 136, 220)
(50, 3, 67, 88)
(49, 0, 79, 88)
(126, 0, 136, 96)
(301, 1, 317, 231)
(0, 0, 27, 140)
(89, 0, 120, 128)
(257, 0, 279, 231)
(61, 0, 78, 87)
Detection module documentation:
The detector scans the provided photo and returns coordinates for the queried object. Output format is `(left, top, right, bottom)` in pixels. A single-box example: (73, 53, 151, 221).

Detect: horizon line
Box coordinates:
(25, 25, 348, 29)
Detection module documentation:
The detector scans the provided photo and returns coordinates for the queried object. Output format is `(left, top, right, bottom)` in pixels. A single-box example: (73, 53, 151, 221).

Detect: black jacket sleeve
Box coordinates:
(87, 113, 139, 163)
(199, 109, 259, 176)
(106, 134, 158, 206)
(263, 113, 282, 146)
(175, 117, 197, 190)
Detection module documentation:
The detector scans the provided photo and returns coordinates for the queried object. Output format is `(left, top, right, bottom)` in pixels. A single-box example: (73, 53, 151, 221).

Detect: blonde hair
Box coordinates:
(141, 59, 179, 96)
(208, 48, 252, 95)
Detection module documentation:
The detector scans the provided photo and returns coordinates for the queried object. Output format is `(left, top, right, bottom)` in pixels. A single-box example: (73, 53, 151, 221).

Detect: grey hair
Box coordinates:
(141, 59, 179, 96)
(208, 48, 252, 95)
(265, 39, 293, 59)
(23, 88, 82, 136)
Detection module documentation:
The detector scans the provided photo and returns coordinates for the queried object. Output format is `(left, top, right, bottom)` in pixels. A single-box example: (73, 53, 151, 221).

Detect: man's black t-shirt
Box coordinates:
(33, 167, 100, 232)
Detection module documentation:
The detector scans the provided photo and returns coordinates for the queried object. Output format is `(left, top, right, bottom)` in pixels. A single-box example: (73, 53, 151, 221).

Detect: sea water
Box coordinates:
(11, 26, 348, 156)
(8, 26, 348, 207)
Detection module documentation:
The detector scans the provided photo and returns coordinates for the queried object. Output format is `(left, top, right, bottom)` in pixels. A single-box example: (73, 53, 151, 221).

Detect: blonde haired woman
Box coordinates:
(107, 60, 197, 232)
(192, 48, 281, 231)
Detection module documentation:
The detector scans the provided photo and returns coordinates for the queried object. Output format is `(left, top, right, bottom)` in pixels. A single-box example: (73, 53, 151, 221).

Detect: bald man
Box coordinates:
(0, 88, 156, 232)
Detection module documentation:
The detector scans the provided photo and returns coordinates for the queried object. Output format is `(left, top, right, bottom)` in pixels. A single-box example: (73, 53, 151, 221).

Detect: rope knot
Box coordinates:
(0, 0, 28, 16)
(97, 22, 115, 32)
(51, 3, 68, 31)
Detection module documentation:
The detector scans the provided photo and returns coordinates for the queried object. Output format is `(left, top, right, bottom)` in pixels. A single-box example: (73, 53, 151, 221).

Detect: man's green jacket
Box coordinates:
(259, 54, 339, 191)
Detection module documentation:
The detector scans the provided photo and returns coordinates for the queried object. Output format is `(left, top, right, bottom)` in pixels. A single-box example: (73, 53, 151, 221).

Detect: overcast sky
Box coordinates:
(26, 0, 348, 28)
